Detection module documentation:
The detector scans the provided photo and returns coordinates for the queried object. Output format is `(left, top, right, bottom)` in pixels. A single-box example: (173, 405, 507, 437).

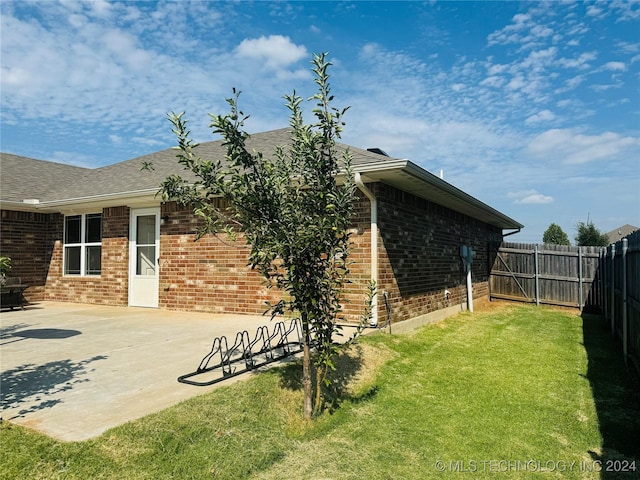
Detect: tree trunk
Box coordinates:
(314, 363, 325, 416)
(302, 321, 313, 419)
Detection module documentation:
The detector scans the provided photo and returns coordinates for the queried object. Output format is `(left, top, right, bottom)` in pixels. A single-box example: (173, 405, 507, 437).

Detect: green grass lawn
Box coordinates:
(2, 303, 639, 479)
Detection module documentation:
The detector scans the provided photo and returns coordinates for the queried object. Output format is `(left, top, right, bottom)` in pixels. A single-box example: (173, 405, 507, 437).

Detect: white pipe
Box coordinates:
(354, 173, 378, 326)
(466, 269, 474, 312)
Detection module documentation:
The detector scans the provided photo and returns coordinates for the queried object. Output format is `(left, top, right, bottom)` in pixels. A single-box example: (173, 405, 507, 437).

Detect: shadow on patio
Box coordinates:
(1, 355, 108, 419)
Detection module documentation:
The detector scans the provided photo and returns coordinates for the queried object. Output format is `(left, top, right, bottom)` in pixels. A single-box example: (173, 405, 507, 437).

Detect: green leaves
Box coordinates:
(160, 53, 369, 418)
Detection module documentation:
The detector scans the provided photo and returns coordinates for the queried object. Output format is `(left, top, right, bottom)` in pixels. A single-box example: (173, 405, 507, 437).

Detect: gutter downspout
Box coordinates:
(354, 173, 378, 326)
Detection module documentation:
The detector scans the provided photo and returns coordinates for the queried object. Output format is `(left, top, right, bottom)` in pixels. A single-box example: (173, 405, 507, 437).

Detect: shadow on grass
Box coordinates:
(278, 343, 379, 412)
(582, 313, 640, 479)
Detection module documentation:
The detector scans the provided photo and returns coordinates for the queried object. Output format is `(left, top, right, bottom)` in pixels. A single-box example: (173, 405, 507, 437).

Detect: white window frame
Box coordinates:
(63, 213, 102, 276)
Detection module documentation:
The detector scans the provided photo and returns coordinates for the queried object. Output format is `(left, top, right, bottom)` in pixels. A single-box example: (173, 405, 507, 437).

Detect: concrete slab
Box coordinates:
(0, 302, 278, 442)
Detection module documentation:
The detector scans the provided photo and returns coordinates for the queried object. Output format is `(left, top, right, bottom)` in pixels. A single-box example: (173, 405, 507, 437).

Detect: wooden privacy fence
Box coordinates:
(489, 242, 601, 309)
(600, 229, 640, 372)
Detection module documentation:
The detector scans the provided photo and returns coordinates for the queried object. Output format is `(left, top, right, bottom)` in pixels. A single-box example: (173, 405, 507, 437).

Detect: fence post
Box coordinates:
(578, 247, 584, 311)
(600, 248, 605, 315)
(622, 238, 628, 366)
(610, 243, 616, 336)
(534, 244, 540, 306)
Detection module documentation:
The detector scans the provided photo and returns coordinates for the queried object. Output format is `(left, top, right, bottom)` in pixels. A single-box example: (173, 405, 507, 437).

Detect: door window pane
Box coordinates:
(136, 215, 156, 245)
(136, 246, 156, 275)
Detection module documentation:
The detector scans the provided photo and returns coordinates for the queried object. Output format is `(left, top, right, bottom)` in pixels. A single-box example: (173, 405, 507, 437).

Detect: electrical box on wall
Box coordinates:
(460, 245, 475, 270)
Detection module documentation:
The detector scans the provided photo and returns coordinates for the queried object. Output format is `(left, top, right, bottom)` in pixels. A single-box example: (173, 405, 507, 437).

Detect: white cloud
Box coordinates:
(1, 0, 637, 246)
(602, 61, 627, 71)
(590, 83, 621, 92)
(610, 0, 640, 21)
(513, 13, 531, 26)
(508, 190, 554, 204)
(558, 51, 597, 69)
(89, 0, 113, 19)
(507, 75, 526, 91)
(487, 11, 556, 50)
(521, 47, 558, 71)
(525, 109, 555, 125)
(487, 13, 531, 46)
(480, 76, 504, 88)
(586, 6, 605, 18)
(132, 136, 165, 147)
(528, 129, 639, 164)
(565, 75, 585, 89)
(616, 41, 640, 54)
(487, 63, 509, 75)
(235, 35, 307, 70)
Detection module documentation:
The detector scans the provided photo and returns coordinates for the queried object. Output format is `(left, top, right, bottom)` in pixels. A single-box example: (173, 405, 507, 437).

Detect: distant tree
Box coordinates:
(157, 53, 374, 419)
(542, 223, 570, 245)
(575, 221, 609, 246)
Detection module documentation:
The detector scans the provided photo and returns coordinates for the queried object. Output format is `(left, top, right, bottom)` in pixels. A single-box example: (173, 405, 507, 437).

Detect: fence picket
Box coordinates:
(491, 230, 639, 375)
(601, 230, 640, 374)
(490, 242, 600, 309)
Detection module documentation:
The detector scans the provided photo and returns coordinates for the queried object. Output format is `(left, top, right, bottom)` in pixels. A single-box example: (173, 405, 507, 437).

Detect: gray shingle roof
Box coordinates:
(606, 224, 639, 244)
(0, 128, 522, 230)
(1, 128, 391, 203)
(0, 153, 91, 202)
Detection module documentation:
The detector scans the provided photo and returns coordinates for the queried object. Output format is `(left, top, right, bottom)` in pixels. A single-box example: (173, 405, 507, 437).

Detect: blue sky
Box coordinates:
(1, 1, 639, 243)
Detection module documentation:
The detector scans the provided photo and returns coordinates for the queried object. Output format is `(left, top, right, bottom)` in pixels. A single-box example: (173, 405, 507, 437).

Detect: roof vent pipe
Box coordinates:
(354, 173, 378, 327)
(366, 148, 390, 157)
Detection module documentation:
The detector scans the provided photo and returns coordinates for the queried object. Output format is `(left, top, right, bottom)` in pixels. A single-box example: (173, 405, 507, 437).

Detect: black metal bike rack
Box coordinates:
(178, 318, 304, 386)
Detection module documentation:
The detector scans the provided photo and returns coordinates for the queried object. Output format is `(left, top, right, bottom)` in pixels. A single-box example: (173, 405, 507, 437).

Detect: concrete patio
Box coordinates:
(0, 302, 279, 442)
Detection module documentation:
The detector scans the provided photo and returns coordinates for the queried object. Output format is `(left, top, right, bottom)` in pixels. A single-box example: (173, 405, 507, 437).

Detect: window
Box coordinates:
(64, 213, 102, 275)
(135, 215, 156, 276)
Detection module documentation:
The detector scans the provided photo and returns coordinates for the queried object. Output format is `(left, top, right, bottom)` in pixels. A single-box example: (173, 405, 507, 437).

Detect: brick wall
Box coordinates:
(159, 201, 277, 313)
(337, 192, 372, 322)
(2, 181, 504, 324)
(0, 209, 61, 302)
(44, 206, 130, 305)
(372, 183, 503, 324)
(158, 199, 372, 320)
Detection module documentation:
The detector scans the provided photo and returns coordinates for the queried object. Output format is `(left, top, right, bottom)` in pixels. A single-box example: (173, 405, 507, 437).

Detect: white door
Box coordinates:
(129, 207, 160, 307)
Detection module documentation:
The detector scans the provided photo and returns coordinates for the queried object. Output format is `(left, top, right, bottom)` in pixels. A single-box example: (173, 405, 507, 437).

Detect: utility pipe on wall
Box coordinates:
(461, 245, 475, 313)
(466, 269, 474, 313)
(354, 173, 378, 326)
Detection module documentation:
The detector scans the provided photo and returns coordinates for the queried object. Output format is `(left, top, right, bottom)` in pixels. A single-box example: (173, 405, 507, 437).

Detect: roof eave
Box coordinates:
(1, 189, 161, 213)
(352, 160, 523, 231)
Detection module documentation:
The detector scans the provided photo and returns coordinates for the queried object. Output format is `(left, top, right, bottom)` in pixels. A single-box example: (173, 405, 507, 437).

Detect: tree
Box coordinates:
(158, 53, 374, 418)
(542, 223, 570, 245)
(575, 221, 609, 246)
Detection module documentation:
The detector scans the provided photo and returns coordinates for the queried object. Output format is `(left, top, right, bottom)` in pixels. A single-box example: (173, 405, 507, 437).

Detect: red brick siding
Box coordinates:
(339, 193, 372, 322)
(158, 200, 372, 320)
(2, 180, 504, 325)
(0, 210, 61, 302)
(372, 183, 502, 323)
